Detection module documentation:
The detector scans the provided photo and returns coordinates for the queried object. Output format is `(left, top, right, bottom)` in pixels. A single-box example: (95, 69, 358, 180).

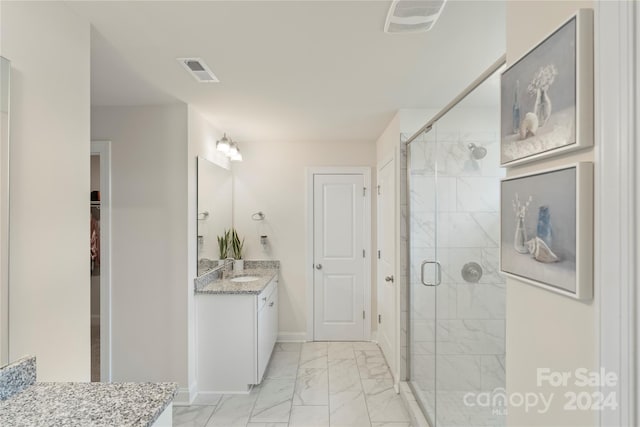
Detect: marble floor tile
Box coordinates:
(274, 342, 303, 353)
(362, 379, 410, 423)
(174, 405, 216, 427)
(299, 343, 328, 370)
(191, 393, 223, 406)
(327, 342, 355, 360)
(289, 405, 330, 426)
(371, 423, 411, 427)
(328, 359, 361, 392)
(352, 341, 380, 351)
(355, 350, 392, 380)
(250, 379, 295, 423)
(184, 341, 414, 427)
(328, 388, 371, 427)
(266, 350, 300, 379)
(294, 367, 329, 406)
(246, 424, 288, 427)
(206, 394, 259, 426)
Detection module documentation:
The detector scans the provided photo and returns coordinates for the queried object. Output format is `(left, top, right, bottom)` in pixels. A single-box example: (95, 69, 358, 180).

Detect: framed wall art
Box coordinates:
(500, 9, 593, 167)
(500, 162, 593, 300)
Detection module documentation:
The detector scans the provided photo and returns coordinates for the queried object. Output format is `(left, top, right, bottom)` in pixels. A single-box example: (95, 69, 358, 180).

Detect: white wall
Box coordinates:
(187, 106, 225, 401)
(505, 2, 597, 426)
(233, 140, 377, 338)
(91, 105, 189, 387)
(2, 2, 90, 381)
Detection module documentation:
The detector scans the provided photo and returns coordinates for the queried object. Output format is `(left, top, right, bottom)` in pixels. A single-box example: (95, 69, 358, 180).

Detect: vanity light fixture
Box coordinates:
(216, 133, 231, 153)
(231, 149, 243, 162)
(227, 142, 238, 158)
(216, 134, 243, 161)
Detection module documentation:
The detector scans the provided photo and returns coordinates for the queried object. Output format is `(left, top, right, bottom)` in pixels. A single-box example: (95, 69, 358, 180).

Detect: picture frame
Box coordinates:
(500, 9, 593, 167)
(499, 162, 593, 300)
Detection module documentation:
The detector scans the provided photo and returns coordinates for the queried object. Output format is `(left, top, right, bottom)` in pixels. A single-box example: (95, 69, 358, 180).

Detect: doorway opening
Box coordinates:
(90, 141, 111, 381)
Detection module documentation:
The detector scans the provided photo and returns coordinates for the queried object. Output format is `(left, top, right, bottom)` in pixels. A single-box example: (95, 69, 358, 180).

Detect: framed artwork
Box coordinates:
(500, 162, 593, 300)
(500, 9, 593, 167)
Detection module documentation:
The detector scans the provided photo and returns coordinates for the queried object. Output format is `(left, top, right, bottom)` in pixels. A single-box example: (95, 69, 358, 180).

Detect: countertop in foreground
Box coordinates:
(0, 381, 177, 427)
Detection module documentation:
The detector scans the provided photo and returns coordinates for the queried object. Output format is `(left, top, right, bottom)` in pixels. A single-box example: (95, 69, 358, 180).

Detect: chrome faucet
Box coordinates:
(223, 257, 235, 276)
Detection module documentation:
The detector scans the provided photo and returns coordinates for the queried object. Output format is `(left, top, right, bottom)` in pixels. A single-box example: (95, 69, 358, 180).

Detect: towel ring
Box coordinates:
(251, 211, 265, 221)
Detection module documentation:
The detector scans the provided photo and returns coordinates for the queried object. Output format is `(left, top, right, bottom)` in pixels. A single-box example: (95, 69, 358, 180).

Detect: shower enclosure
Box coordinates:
(406, 60, 506, 427)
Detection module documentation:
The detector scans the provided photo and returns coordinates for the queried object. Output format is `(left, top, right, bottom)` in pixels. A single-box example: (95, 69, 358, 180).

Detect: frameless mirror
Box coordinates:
(197, 157, 232, 276)
(0, 57, 11, 365)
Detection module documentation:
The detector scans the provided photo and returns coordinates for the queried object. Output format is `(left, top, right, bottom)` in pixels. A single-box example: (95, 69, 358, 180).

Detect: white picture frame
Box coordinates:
(500, 9, 594, 167)
(499, 162, 593, 300)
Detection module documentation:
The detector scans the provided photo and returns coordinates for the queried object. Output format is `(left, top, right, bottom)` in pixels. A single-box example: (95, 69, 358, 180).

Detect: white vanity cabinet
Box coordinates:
(196, 275, 278, 393)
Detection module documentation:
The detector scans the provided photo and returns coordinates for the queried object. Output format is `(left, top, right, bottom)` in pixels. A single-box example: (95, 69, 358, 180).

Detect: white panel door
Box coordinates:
(314, 174, 365, 341)
(377, 158, 396, 373)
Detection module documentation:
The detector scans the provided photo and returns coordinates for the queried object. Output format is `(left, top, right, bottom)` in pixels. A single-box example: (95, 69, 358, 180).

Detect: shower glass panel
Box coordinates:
(408, 68, 506, 427)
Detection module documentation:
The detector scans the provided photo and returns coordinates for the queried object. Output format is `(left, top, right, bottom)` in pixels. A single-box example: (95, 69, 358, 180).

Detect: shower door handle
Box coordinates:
(420, 260, 442, 286)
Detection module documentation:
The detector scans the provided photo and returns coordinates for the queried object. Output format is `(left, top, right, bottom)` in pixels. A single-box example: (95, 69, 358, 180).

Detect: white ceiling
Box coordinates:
(70, 0, 505, 143)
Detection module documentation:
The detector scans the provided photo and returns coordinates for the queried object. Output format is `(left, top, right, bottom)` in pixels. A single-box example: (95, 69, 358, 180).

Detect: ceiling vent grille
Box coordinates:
(384, 0, 448, 33)
(177, 58, 219, 83)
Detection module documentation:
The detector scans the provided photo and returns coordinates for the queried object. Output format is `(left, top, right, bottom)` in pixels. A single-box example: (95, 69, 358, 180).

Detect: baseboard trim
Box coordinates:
(173, 382, 197, 406)
(277, 332, 306, 342)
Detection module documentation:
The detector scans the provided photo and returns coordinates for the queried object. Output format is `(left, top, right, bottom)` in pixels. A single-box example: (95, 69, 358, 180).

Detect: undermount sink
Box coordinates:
(230, 276, 260, 283)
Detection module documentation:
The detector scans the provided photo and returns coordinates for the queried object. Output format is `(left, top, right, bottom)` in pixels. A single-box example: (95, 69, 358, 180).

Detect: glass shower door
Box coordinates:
(408, 67, 506, 427)
(408, 126, 439, 426)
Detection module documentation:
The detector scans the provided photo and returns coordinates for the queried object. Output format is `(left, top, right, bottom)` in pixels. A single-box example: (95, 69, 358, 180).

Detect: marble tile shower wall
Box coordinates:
(408, 129, 506, 397)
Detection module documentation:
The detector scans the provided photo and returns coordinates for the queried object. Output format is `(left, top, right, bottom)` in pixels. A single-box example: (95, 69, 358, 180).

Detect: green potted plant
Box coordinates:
(217, 229, 231, 265)
(230, 228, 245, 271)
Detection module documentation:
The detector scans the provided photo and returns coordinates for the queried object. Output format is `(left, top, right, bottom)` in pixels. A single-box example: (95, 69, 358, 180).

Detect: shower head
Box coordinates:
(468, 143, 487, 160)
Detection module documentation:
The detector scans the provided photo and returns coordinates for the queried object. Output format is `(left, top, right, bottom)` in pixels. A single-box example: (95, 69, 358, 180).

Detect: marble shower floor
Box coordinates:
(174, 341, 411, 427)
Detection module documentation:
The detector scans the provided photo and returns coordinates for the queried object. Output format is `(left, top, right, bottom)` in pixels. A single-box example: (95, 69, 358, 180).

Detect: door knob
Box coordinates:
(385, 275, 394, 283)
(315, 264, 322, 270)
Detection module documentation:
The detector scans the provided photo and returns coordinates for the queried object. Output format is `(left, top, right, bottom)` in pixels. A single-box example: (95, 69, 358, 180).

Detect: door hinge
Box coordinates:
(378, 314, 382, 324)
(363, 187, 367, 197)
(378, 250, 381, 259)
(363, 249, 366, 258)
(363, 310, 366, 319)
(377, 185, 381, 195)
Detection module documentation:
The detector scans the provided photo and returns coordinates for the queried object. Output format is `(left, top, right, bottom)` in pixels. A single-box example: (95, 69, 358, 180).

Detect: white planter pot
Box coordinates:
(234, 259, 244, 272)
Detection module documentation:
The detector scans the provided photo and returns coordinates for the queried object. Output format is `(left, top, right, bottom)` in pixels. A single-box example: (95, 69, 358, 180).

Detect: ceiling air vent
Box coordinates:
(384, 0, 448, 33)
(177, 58, 219, 83)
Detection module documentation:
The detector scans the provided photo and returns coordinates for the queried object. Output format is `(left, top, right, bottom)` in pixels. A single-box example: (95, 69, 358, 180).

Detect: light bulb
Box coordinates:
(227, 143, 239, 158)
(231, 149, 242, 162)
(216, 134, 230, 153)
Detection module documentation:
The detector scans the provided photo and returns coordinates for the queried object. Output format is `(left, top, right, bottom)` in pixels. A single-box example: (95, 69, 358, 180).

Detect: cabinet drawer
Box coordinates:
(257, 277, 277, 311)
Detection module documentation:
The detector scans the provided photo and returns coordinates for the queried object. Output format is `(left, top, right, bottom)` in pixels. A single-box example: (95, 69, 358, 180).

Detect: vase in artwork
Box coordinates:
(534, 88, 552, 126)
(536, 205, 552, 248)
(512, 80, 521, 134)
(514, 216, 529, 254)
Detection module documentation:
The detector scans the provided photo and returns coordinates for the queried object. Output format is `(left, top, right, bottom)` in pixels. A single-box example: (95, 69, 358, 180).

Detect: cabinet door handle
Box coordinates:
(269, 301, 274, 307)
(315, 264, 322, 270)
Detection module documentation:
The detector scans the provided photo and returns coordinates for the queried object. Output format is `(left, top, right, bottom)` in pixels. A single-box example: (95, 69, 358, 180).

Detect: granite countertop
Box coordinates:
(0, 381, 177, 427)
(195, 268, 278, 295)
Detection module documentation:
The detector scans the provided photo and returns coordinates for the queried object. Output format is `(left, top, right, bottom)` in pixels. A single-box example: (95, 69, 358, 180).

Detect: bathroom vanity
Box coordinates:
(195, 264, 279, 394)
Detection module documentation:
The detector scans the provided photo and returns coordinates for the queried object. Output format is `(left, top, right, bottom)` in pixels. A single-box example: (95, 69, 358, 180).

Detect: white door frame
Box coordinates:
(306, 167, 372, 341)
(597, 1, 638, 425)
(376, 154, 398, 381)
(91, 140, 112, 381)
